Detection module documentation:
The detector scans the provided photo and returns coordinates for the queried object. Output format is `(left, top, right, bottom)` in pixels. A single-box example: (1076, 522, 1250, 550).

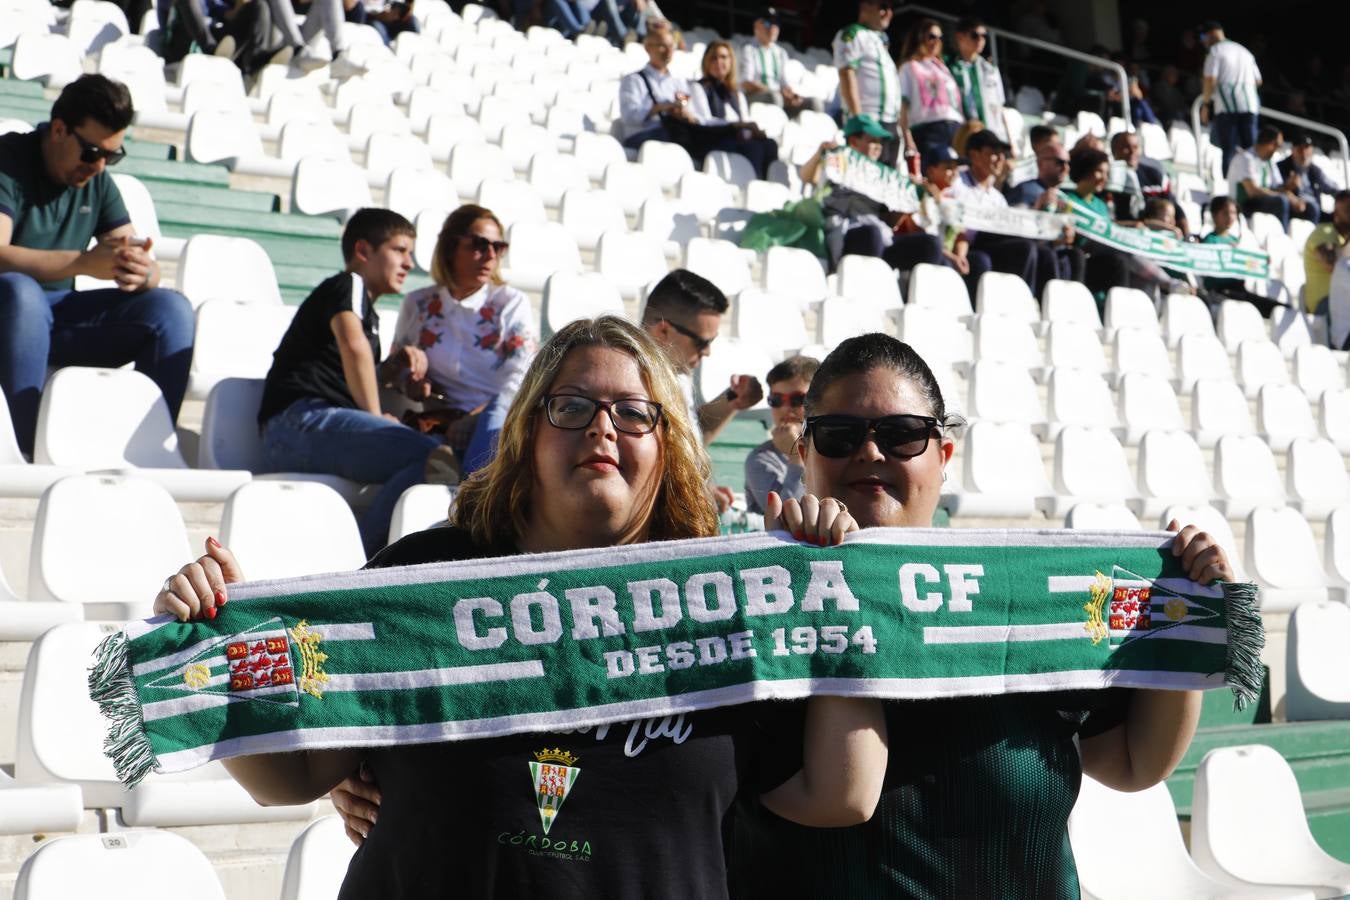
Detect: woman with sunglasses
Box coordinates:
(155, 316, 887, 898)
(734, 332, 1230, 898)
(898, 18, 966, 160)
(390, 204, 536, 478)
(743, 354, 818, 516)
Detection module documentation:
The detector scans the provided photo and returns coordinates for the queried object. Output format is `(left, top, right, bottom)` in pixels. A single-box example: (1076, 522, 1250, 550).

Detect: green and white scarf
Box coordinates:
(90, 529, 1263, 789)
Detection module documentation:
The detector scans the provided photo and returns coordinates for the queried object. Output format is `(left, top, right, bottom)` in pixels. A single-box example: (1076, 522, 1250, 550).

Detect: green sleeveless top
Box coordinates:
(731, 690, 1130, 899)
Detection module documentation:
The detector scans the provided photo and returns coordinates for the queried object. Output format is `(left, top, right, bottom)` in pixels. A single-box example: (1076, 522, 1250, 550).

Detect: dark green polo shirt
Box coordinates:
(0, 124, 130, 291)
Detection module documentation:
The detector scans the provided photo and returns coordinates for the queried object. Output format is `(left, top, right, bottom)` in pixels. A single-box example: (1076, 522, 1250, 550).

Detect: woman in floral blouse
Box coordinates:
(393, 204, 538, 476)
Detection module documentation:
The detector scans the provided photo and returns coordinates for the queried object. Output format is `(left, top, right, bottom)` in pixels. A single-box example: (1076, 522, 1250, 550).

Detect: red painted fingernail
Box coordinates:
(206, 605, 217, 620)
(216, 589, 227, 606)
(793, 530, 803, 540)
(207, 536, 220, 549)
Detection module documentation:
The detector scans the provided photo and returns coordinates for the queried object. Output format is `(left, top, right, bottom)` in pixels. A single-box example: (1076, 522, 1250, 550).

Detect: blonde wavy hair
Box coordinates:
(453, 316, 719, 547)
(701, 40, 740, 93)
(430, 204, 505, 292)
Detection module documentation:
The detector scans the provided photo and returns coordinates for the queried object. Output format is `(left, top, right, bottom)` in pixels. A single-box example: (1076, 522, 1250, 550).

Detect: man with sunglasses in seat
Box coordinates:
(743, 354, 817, 516)
(947, 17, 1010, 147)
(641, 268, 763, 512)
(0, 74, 194, 459)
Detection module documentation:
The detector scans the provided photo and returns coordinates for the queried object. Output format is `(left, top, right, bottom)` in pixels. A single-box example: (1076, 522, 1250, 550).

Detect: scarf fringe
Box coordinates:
(88, 630, 158, 788)
(1222, 581, 1266, 711)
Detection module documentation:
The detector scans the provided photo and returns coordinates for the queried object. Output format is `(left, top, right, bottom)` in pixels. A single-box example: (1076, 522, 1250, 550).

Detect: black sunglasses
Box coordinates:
(464, 234, 509, 256)
(542, 394, 664, 434)
(805, 414, 941, 459)
(71, 128, 127, 166)
(661, 318, 715, 352)
(925, 32, 942, 41)
(767, 391, 806, 408)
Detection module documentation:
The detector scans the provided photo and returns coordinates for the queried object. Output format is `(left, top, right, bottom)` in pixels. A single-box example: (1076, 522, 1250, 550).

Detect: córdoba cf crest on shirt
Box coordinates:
(529, 749, 580, 835)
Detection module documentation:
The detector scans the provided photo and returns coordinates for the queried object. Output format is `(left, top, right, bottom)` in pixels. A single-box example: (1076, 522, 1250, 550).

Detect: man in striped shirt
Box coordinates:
(833, 0, 901, 166)
(741, 8, 819, 117)
(1199, 21, 1261, 173)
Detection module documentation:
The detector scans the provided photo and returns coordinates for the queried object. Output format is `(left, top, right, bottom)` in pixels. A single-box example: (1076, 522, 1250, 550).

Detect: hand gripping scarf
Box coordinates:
(89, 528, 1264, 788)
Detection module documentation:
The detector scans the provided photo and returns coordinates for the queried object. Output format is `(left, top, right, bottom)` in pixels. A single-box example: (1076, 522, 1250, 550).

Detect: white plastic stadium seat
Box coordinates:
(941, 421, 1052, 519)
(388, 484, 456, 542)
(970, 315, 1039, 369)
(1043, 323, 1107, 377)
(1235, 338, 1290, 399)
(596, 230, 669, 300)
(816, 295, 887, 351)
(1286, 438, 1350, 521)
(365, 132, 434, 185)
(677, 170, 739, 223)
(744, 179, 791, 215)
(1192, 745, 1350, 896)
(33, 368, 250, 501)
(291, 156, 374, 221)
(1064, 503, 1141, 531)
(13, 830, 226, 900)
(1103, 287, 1158, 337)
(0, 546, 81, 642)
(896, 305, 971, 371)
(1039, 367, 1116, 441)
(1293, 344, 1345, 400)
(1319, 388, 1350, 453)
(188, 301, 296, 399)
(602, 160, 663, 217)
(279, 816, 358, 900)
(448, 141, 514, 198)
(1115, 372, 1184, 445)
(384, 166, 459, 224)
(476, 179, 547, 230)
(11, 33, 83, 86)
(967, 360, 1041, 426)
(763, 246, 829, 309)
(1212, 434, 1286, 518)
(109, 173, 167, 255)
(502, 220, 581, 292)
(975, 271, 1038, 323)
(1040, 426, 1138, 518)
(0, 385, 80, 500)
(177, 235, 284, 308)
(221, 481, 366, 580)
(1192, 379, 1255, 448)
(1244, 506, 1328, 612)
(1133, 429, 1211, 520)
(907, 262, 972, 317)
(733, 289, 809, 358)
(836, 255, 902, 311)
(185, 109, 292, 177)
(1110, 326, 1172, 385)
(1161, 291, 1215, 348)
(540, 271, 626, 338)
(27, 475, 191, 618)
(703, 150, 757, 196)
(1175, 333, 1233, 394)
(1218, 300, 1268, 353)
(1042, 279, 1101, 330)
(1069, 776, 1309, 900)
(1257, 383, 1316, 451)
(640, 196, 703, 260)
(528, 152, 590, 208)
(0, 767, 83, 837)
(638, 140, 695, 191)
(1285, 601, 1350, 721)
(197, 379, 372, 507)
(560, 188, 627, 252)
(684, 237, 752, 298)
(697, 339, 772, 413)
(573, 131, 627, 181)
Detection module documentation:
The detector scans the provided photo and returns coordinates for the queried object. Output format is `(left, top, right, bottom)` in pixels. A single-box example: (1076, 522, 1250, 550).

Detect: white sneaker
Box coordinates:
(329, 51, 369, 80)
(293, 44, 330, 72)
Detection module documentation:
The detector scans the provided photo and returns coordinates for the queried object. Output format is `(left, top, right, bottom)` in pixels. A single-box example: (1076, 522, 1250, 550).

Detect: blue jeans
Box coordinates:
(1212, 112, 1258, 175)
(0, 272, 194, 458)
(1243, 193, 1292, 234)
(261, 398, 441, 556)
(462, 392, 509, 476)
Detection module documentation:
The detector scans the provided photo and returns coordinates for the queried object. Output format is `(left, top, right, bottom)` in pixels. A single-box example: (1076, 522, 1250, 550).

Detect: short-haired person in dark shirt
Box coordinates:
(1278, 133, 1338, 226)
(0, 74, 194, 458)
(155, 315, 887, 900)
(257, 208, 448, 556)
(743, 354, 818, 515)
(1109, 130, 1189, 236)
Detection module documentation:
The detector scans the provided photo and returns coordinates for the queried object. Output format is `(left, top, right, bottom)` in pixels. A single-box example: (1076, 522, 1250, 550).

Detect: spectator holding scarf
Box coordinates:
(732, 332, 1230, 898)
(1063, 146, 1131, 297)
(898, 18, 964, 160)
(156, 316, 888, 899)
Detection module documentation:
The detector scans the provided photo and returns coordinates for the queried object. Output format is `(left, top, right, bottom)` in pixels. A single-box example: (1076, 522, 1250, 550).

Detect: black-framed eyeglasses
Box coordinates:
(805, 414, 941, 459)
(972, 31, 989, 39)
(925, 32, 942, 42)
(767, 391, 806, 408)
(70, 128, 127, 166)
(661, 318, 715, 352)
(464, 234, 509, 256)
(542, 394, 664, 434)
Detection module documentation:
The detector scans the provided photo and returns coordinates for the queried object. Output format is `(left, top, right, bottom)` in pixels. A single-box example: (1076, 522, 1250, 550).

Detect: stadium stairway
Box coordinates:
(1165, 670, 1350, 862)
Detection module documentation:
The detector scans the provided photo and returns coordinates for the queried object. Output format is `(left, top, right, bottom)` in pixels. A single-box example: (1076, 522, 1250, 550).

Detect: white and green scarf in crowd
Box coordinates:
(90, 529, 1264, 788)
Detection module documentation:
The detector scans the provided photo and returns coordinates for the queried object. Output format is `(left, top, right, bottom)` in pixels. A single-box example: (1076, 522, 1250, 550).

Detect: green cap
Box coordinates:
(843, 114, 891, 140)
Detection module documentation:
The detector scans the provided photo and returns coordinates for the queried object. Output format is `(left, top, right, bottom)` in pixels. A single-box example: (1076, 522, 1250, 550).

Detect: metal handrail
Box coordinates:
(1189, 95, 1350, 193)
(893, 3, 1131, 128)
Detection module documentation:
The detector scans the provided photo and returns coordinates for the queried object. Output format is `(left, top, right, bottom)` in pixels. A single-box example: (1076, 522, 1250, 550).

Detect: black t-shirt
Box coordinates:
(338, 527, 800, 900)
(258, 271, 380, 426)
(732, 690, 1131, 900)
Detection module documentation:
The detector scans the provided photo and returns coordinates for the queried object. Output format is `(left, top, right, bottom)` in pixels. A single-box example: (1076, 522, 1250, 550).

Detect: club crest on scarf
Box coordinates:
(530, 748, 580, 835)
(1082, 566, 1197, 647)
